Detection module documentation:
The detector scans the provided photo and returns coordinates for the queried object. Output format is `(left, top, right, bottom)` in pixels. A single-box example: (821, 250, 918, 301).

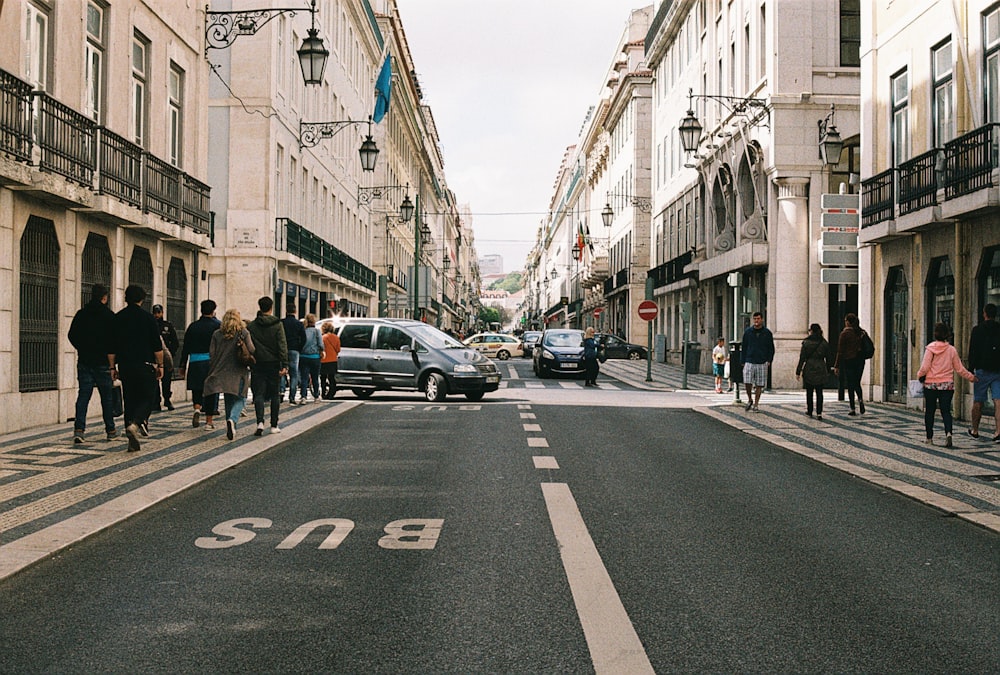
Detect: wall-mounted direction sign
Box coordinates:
(819, 230, 859, 266)
(821, 268, 860, 284)
(820, 193, 860, 232)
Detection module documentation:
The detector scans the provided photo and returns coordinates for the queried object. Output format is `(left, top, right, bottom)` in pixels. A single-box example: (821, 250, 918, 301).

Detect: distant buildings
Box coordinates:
(479, 254, 504, 276)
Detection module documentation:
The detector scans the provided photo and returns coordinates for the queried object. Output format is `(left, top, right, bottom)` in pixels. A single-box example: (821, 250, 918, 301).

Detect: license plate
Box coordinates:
(486, 375, 500, 383)
(560, 363, 577, 369)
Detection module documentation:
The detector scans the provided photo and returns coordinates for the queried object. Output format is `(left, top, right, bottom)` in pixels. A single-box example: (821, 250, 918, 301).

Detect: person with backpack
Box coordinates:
(247, 296, 288, 435)
(833, 313, 870, 416)
(918, 322, 977, 448)
(967, 302, 1000, 442)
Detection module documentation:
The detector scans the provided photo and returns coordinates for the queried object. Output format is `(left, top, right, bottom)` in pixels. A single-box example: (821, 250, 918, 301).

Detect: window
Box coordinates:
(932, 40, 955, 146)
(128, 246, 154, 298)
(168, 63, 184, 167)
(81, 233, 112, 308)
(84, 2, 105, 121)
(19, 216, 59, 392)
(840, 0, 860, 67)
(985, 6, 1000, 123)
(132, 33, 149, 146)
(758, 4, 766, 80)
(927, 257, 955, 339)
(24, 2, 49, 90)
(979, 246, 1000, 311)
(891, 69, 909, 166)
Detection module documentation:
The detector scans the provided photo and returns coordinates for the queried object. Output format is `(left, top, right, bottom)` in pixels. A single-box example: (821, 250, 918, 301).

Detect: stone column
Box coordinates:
(771, 177, 811, 388)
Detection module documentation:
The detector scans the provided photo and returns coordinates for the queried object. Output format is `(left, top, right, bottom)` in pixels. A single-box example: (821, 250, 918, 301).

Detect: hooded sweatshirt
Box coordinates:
(247, 313, 289, 368)
(916, 340, 976, 388)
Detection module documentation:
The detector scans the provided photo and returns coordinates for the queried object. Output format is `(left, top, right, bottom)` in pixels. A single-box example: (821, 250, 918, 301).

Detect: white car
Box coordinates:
(463, 333, 523, 360)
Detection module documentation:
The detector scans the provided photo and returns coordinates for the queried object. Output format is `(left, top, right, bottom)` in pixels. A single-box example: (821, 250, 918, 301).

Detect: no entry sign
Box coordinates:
(637, 300, 658, 321)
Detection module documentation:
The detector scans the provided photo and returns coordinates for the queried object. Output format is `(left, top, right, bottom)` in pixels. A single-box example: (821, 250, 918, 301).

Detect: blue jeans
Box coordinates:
(74, 363, 116, 433)
(300, 356, 321, 400)
(284, 350, 300, 401)
(224, 376, 248, 425)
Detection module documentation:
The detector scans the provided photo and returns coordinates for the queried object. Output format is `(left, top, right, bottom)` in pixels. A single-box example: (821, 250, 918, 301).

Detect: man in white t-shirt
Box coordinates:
(712, 337, 728, 394)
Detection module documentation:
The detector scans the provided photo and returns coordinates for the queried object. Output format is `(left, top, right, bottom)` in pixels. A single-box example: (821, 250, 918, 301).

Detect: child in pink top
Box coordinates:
(917, 322, 978, 447)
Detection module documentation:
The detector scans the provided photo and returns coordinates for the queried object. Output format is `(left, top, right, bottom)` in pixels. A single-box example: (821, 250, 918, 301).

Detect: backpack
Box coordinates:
(859, 330, 875, 360)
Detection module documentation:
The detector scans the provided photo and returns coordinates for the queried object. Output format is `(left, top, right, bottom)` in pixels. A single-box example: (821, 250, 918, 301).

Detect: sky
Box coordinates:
(394, 0, 653, 275)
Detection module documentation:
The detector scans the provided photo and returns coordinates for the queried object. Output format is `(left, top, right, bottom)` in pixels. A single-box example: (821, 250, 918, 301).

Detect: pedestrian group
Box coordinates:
(71, 288, 341, 451)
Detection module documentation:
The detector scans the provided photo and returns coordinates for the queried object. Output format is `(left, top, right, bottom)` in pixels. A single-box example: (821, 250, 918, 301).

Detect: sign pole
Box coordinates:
(643, 280, 654, 382)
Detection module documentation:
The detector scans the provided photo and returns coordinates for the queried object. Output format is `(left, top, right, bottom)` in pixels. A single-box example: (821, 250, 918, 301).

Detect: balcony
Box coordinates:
(861, 168, 894, 229)
(0, 67, 210, 235)
(943, 123, 999, 200)
(648, 250, 693, 290)
(579, 254, 609, 286)
(276, 217, 376, 291)
(897, 149, 938, 216)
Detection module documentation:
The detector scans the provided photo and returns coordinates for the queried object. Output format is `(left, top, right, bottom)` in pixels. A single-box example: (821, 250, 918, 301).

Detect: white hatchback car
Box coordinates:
(463, 333, 523, 360)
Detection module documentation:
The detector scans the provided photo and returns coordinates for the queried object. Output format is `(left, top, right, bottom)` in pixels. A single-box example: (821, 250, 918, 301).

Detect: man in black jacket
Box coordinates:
(152, 304, 179, 411)
(178, 300, 221, 430)
(968, 303, 1000, 442)
(109, 285, 163, 452)
(69, 284, 118, 444)
(281, 304, 306, 404)
(247, 296, 288, 435)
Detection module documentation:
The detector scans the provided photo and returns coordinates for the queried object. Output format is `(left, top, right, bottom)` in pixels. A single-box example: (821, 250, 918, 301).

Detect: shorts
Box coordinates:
(973, 369, 1000, 403)
(713, 363, 726, 377)
(743, 362, 768, 387)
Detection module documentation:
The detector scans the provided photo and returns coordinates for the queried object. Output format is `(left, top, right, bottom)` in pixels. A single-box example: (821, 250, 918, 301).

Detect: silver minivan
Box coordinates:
(335, 318, 502, 402)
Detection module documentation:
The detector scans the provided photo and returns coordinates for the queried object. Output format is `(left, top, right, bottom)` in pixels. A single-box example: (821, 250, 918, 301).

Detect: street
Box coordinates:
(0, 361, 998, 673)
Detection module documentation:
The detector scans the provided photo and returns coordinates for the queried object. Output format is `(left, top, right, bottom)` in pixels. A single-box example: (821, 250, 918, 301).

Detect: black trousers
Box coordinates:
(321, 361, 339, 399)
(251, 362, 282, 427)
(118, 362, 156, 428)
(584, 358, 599, 383)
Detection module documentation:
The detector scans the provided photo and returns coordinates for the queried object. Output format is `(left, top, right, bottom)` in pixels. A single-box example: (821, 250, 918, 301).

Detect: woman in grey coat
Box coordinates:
(203, 309, 255, 441)
(795, 323, 833, 420)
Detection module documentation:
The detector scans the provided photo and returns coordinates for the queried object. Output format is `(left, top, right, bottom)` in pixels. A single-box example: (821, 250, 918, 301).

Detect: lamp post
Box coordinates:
(299, 118, 379, 171)
(602, 192, 652, 224)
(206, 0, 329, 86)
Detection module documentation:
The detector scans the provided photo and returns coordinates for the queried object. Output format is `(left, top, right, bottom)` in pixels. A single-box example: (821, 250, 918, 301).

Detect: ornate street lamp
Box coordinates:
(206, 0, 328, 86)
(300, 118, 379, 172)
(677, 87, 768, 156)
(818, 104, 844, 166)
(601, 202, 614, 227)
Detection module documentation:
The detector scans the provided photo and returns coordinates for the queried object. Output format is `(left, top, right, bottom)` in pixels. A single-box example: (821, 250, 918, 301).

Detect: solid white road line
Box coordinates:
(541, 482, 654, 674)
(506, 365, 520, 380)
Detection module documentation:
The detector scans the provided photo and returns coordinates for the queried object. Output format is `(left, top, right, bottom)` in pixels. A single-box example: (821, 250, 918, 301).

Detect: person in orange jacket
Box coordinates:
(320, 322, 341, 400)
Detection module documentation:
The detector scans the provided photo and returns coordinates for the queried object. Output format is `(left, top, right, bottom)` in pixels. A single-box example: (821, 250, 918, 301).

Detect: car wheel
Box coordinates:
(628, 350, 643, 360)
(351, 388, 374, 399)
(537, 365, 549, 379)
(497, 350, 510, 360)
(464, 391, 485, 402)
(424, 373, 447, 402)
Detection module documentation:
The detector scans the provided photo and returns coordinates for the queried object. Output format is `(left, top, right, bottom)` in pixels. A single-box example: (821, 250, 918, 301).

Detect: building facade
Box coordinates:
(860, 0, 1000, 415)
(0, 0, 212, 433)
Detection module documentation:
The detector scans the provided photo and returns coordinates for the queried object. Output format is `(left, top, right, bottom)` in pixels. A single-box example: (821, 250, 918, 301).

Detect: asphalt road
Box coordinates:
(0, 381, 997, 673)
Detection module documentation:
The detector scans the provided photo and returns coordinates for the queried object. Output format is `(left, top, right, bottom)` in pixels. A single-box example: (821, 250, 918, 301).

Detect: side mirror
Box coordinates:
(399, 344, 411, 352)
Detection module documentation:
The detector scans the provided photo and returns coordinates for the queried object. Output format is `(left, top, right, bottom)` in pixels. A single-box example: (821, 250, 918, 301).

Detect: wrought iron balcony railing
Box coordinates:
(943, 123, 999, 199)
(0, 67, 210, 236)
(276, 217, 377, 291)
(861, 168, 895, 228)
(648, 250, 693, 289)
(897, 149, 939, 216)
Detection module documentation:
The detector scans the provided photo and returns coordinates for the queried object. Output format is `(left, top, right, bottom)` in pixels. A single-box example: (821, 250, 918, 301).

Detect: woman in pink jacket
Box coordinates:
(917, 322, 978, 447)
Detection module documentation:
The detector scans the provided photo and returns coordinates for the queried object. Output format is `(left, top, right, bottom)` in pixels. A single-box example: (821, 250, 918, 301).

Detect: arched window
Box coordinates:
(19, 216, 59, 392)
(128, 245, 154, 302)
(81, 232, 111, 308)
(926, 256, 955, 340)
(978, 246, 1000, 312)
(166, 257, 187, 355)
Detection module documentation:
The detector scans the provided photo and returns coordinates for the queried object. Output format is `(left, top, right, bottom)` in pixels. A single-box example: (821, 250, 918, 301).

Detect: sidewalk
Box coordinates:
(0, 399, 359, 581)
(602, 358, 1000, 534)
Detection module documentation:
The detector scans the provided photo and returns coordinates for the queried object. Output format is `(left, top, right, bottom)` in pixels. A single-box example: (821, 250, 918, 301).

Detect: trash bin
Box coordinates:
(685, 342, 702, 374)
(655, 334, 667, 362)
(729, 341, 743, 384)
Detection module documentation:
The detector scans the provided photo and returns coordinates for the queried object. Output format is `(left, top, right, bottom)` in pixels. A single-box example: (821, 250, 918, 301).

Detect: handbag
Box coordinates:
(235, 334, 255, 367)
(598, 347, 607, 363)
(908, 379, 924, 399)
(111, 379, 124, 417)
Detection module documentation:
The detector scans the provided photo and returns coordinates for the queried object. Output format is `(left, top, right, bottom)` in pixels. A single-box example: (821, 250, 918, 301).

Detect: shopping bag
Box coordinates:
(907, 379, 924, 399)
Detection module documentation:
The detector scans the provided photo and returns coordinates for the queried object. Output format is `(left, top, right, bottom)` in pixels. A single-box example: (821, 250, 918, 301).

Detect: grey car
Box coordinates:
(335, 318, 501, 402)
(520, 330, 542, 357)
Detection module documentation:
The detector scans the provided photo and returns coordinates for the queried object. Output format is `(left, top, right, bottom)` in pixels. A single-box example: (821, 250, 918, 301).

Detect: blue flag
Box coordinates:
(373, 53, 391, 123)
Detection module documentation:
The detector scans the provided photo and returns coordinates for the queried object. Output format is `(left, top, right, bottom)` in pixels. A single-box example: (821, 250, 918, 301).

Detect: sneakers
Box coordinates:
(106, 429, 120, 440)
(204, 422, 215, 431)
(924, 437, 934, 445)
(967, 429, 980, 439)
(745, 403, 753, 412)
(73, 430, 85, 444)
(192, 411, 201, 428)
(165, 402, 175, 411)
(226, 419, 235, 441)
(944, 434, 953, 448)
(138, 421, 149, 437)
(270, 426, 281, 434)
(125, 423, 141, 452)
(752, 405, 760, 413)
(816, 414, 823, 421)
(254, 422, 264, 437)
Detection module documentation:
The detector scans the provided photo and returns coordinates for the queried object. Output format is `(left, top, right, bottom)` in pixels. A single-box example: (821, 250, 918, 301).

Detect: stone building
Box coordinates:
(0, 1, 212, 433)
(860, 0, 1000, 414)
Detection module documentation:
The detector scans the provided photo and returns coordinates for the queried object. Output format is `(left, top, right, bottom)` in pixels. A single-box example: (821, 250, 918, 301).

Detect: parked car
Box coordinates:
(597, 333, 648, 360)
(520, 330, 542, 357)
(463, 333, 523, 360)
(533, 328, 586, 378)
(334, 318, 501, 402)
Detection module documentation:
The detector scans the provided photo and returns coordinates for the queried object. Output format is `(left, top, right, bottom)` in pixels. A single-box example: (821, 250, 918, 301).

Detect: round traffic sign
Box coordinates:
(637, 300, 658, 321)
(593, 307, 604, 318)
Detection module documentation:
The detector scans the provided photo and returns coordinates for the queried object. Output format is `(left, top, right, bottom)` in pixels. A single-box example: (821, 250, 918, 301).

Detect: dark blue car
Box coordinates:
(532, 328, 585, 378)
